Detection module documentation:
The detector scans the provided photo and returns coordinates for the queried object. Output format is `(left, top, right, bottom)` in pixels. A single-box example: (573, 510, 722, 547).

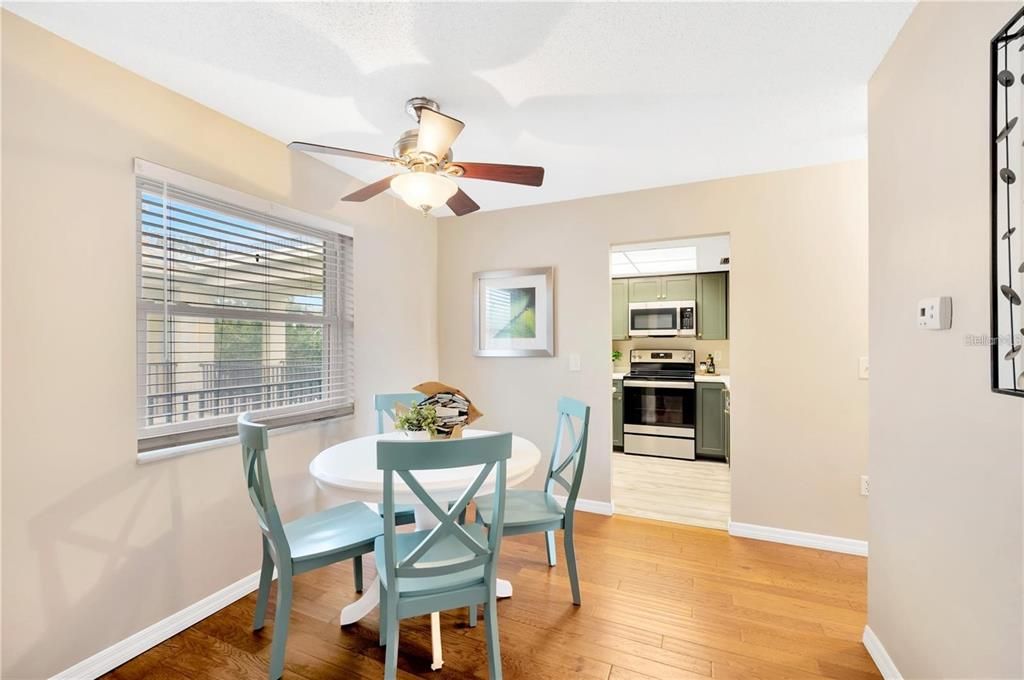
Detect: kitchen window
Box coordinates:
(135, 162, 353, 452)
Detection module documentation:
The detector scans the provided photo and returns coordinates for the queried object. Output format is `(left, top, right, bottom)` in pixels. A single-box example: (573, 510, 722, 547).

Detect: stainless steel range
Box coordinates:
(623, 349, 696, 460)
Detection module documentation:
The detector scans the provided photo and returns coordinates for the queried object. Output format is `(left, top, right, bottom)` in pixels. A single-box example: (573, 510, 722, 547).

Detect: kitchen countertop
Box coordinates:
(612, 371, 628, 381)
(695, 373, 730, 388)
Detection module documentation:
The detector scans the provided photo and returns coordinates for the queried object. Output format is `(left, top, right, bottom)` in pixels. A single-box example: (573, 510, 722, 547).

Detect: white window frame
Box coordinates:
(134, 159, 354, 453)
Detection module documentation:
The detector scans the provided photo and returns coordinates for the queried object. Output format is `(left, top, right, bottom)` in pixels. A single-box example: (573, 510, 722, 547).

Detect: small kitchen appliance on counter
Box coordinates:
(623, 349, 697, 459)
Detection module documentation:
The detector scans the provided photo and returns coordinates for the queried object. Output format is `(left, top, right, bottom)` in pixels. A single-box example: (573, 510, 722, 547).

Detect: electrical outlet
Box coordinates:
(713, 351, 722, 362)
(568, 353, 581, 372)
(858, 357, 869, 380)
(860, 475, 870, 496)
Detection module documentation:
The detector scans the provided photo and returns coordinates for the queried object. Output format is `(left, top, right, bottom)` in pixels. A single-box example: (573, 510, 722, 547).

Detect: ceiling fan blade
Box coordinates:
(416, 108, 465, 160)
(446, 187, 481, 216)
(288, 141, 398, 164)
(453, 162, 545, 187)
(341, 175, 397, 202)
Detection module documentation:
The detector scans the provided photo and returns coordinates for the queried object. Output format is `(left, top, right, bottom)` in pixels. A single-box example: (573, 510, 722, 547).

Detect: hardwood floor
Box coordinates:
(613, 452, 731, 529)
(103, 513, 877, 680)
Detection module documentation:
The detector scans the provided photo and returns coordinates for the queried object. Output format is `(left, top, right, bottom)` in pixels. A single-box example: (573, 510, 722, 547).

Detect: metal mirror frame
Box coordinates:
(991, 6, 1024, 396)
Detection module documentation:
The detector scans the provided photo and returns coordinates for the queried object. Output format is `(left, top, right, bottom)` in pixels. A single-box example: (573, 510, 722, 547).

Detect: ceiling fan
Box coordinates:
(288, 97, 545, 217)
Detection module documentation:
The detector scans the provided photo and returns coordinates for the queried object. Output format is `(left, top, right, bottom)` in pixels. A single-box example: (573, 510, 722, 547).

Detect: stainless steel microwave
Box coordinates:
(628, 300, 697, 337)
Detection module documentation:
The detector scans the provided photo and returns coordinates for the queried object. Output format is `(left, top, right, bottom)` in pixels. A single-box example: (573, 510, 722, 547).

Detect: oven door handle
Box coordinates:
(623, 380, 695, 389)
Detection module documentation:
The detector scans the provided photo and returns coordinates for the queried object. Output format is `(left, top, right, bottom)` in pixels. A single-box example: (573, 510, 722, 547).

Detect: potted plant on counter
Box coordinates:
(394, 403, 439, 440)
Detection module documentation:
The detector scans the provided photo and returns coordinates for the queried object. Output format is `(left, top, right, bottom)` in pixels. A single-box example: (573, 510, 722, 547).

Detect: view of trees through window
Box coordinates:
(214, 319, 263, 361)
(285, 323, 322, 362)
(211, 320, 323, 363)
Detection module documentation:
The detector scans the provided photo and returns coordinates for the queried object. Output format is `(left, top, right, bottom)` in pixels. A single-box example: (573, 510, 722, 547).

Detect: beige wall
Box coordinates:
(1, 11, 6, 676)
(1, 13, 437, 678)
(437, 160, 870, 541)
(868, 2, 1024, 677)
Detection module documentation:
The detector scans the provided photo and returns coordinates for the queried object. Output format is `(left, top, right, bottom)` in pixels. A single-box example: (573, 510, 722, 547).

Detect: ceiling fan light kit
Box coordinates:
(288, 97, 545, 217)
(391, 172, 458, 215)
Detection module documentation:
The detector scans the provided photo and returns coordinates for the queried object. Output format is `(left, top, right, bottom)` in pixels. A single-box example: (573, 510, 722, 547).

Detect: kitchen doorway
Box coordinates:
(609, 236, 731, 529)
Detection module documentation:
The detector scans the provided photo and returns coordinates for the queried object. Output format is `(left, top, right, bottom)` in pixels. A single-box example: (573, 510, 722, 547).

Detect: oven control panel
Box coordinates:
(631, 349, 696, 364)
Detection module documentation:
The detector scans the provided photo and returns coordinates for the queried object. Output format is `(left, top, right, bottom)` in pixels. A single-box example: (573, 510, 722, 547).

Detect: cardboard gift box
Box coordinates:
(393, 382, 482, 439)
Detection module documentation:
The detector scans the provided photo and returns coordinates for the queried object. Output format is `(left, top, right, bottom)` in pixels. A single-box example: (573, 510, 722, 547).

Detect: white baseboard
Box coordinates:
(51, 570, 262, 680)
(862, 625, 903, 679)
(728, 521, 868, 556)
(575, 498, 615, 516)
(557, 493, 610, 516)
(553, 495, 615, 516)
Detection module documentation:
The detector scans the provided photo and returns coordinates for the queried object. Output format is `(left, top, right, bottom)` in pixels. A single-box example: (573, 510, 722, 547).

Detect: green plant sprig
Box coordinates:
(394, 404, 439, 436)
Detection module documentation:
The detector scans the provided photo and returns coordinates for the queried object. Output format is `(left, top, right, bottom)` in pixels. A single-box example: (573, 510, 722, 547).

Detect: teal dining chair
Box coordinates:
(474, 397, 591, 606)
(376, 433, 512, 680)
(238, 413, 383, 680)
(373, 392, 422, 527)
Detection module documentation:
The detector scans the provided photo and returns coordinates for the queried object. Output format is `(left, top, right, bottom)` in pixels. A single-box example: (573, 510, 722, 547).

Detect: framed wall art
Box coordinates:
(473, 267, 555, 357)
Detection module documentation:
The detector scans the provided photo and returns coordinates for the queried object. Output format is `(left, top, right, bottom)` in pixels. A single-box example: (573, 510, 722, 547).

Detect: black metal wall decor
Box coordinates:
(991, 7, 1024, 396)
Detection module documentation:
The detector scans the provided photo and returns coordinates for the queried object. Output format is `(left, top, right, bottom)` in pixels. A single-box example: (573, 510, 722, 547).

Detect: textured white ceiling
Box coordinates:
(8, 2, 914, 214)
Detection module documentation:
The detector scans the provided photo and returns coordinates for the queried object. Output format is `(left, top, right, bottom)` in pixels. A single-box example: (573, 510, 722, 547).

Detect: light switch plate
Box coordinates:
(568, 353, 581, 372)
(858, 357, 869, 380)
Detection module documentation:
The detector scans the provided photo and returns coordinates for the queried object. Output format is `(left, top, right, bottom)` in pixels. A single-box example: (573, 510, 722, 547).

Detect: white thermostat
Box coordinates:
(917, 296, 952, 330)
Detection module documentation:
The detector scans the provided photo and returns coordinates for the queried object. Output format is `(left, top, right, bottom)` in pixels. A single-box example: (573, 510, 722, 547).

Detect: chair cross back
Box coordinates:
(544, 397, 591, 510)
(394, 465, 492, 576)
(238, 414, 288, 562)
(377, 433, 512, 582)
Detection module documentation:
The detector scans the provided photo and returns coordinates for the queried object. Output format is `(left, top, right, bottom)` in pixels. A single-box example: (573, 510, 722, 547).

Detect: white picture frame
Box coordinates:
(473, 267, 555, 357)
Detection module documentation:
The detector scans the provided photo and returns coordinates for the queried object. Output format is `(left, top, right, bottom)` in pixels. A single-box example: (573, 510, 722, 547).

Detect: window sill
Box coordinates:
(136, 414, 353, 465)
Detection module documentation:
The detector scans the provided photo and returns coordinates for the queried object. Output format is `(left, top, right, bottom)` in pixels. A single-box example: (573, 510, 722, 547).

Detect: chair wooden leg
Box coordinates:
(545, 530, 557, 567)
(484, 595, 502, 679)
(252, 544, 274, 631)
(268, 570, 293, 680)
(378, 582, 387, 647)
(383, 594, 400, 680)
(353, 555, 363, 593)
(564, 523, 581, 605)
(468, 515, 485, 627)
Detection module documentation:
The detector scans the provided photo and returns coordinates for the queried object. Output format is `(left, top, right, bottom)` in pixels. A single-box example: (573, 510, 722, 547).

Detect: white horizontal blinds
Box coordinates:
(136, 175, 354, 451)
(486, 288, 513, 336)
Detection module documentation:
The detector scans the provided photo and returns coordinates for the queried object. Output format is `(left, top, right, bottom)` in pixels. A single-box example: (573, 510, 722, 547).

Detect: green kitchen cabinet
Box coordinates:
(627, 275, 696, 302)
(612, 379, 624, 448)
(627, 278, 662, 303)
(612, 279, 629, 340)
(663, 275, 696, 301)
(696, 272, 728, 340)
(696, 381, 728, 459)
(723, 389, 730, 465)
(618, 273, 727, 339)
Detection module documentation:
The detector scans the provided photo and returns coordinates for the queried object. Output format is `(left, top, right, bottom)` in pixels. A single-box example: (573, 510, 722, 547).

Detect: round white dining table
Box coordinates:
(309, 428, 543, 670)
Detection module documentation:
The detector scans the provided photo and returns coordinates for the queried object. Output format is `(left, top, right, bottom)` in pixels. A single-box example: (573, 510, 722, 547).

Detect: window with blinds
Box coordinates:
(136, 174, 353, 451)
